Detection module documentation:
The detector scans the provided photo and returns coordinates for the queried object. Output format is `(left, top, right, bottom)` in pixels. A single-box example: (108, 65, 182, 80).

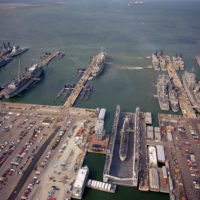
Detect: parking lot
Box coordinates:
(0, 102, 98, 200)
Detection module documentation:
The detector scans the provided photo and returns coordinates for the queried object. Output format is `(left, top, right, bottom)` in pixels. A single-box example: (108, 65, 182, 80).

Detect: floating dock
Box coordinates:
(87, 179, 116, 193)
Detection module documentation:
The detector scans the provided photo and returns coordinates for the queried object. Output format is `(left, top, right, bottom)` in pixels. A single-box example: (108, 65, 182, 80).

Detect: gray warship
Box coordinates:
(0, 57, 13, 68)
(119, 116, 129, 162)
(91, 51, 106, 77)
(168, 82, 179, 112)
(0, 42, 28, 67)
(152, 50, 167, 71)
(195, 55, 200, 67)
(157, 74, 170, 111)
(3, 64, 43, 98)
(172, 54, 184, 70)
(182, 71, 200, 113)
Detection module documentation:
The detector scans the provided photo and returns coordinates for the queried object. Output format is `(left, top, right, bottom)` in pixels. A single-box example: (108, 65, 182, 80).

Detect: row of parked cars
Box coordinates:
(20, 129, 66, 200)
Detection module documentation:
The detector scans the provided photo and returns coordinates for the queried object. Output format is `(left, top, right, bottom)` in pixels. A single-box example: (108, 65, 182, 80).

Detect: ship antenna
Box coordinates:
(18, 60, 20, 82)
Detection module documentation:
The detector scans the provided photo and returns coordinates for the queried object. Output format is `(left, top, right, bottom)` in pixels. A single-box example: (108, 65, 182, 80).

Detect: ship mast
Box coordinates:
(17, 60, 20, 82)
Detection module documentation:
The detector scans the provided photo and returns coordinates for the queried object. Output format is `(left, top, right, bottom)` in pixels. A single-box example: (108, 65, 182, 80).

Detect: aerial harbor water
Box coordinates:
(0, 0, 200, 199)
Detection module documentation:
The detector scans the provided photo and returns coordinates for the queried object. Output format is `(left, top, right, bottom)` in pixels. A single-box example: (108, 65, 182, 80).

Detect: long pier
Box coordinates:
(165, 56, 196, 118)
(64, 64, 93, 108)
(39, 51, 63, 67)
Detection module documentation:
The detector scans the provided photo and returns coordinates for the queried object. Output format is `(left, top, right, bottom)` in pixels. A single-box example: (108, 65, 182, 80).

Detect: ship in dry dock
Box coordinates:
(182, 71, 200, 113)
(119, 116, 129, 162)
(157, 74, 170, 111)
(91, 51, 106, 77)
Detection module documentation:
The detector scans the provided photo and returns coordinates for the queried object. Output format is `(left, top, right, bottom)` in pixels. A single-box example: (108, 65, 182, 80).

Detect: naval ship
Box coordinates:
(119, 116, 129, 162)
(168, 83, 179, 112)
(0, 42, 28, 67)
(3, 64, 43, 98)
(195, 55, 200, 67)
(91, 51, 106, 77)
(152, 50, 167, 71)
(157, 74, 170, 111)
(172, 54, 184, 70)
(0, 57, 13, 68)
(182, 71, 200, 113)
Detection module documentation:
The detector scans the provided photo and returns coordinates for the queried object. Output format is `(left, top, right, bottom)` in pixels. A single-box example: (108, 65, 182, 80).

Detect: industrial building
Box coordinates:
(154, 127, 161, 141)
(95, 108, 106, 140)
(72, 166, 89, 199)
(156, 145, 165, 163)
(149, 167, 160, 192)
(148, 146, 157, 166)
(146, 126, 154, 140)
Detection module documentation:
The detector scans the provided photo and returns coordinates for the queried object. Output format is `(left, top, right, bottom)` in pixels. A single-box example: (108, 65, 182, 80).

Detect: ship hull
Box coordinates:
(4, 68, 43, 98)
(182, 75, 200, 113)
(0, 57, 13, 68)
(91, 64, 105, 77)
(10, 48, 29, 57)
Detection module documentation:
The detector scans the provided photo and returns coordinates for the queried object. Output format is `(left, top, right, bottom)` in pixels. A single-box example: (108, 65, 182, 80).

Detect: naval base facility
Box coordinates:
(0, 49, 200, 200)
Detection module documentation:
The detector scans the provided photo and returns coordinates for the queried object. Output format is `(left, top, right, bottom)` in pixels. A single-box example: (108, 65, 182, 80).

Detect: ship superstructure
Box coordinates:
(157, 74, 170, 111)
(119, 116, 129, 162)
(91, 52, 106, 77)
(3, 64, 43, 98)
(182, 71, 200, 113)
(172, 54, 184, 70)
(152, 50, 167, 71)
(168, 83, 179, 112)
(0, 42, 28, 67)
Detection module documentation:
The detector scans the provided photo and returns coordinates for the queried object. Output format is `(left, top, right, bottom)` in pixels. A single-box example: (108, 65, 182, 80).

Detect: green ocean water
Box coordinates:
(0, 0, 200, 199)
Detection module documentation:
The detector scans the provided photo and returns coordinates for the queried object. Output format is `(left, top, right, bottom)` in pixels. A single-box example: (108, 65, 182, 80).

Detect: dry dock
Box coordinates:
(165, 56, 196, 118)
